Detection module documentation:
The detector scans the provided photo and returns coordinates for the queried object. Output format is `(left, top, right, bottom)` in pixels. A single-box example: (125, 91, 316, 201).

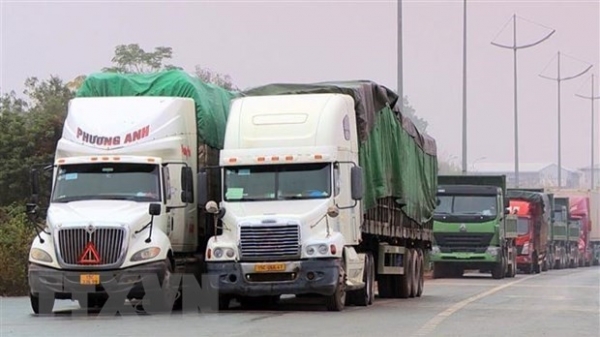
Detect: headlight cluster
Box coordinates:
(305, 244, 336, 256)
(486, 247, 500, 256)
(30, 248, 53, 263)
(131, 247, 161, 262)
(211, 247, 235, 259)
(431, 245, 441, 255)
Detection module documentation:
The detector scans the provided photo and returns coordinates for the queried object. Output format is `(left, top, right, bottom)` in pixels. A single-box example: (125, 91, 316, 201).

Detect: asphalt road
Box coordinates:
(2, 267, 598, 337)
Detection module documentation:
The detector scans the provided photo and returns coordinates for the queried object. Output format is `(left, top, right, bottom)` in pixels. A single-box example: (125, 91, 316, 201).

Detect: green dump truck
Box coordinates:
(431, 175, 517, 279)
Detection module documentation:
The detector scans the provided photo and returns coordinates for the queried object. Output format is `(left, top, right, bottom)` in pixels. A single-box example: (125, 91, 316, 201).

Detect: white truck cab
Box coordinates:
(26, 96, 199, 313)
(203, 93, 367, 311)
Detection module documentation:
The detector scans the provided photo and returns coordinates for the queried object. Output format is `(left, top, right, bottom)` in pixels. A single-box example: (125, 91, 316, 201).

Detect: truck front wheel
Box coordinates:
(325, 260, 346, 311)
(350, 252, 375, 306)
(143, 259, 178, 313)
(30, 292, 54, 315)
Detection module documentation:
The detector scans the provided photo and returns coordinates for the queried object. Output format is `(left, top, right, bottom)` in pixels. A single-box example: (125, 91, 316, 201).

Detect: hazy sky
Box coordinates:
(1, 0, 599, 171)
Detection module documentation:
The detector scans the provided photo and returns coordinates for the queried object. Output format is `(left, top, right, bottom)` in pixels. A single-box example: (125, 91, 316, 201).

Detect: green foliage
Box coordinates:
(0, 77, 71, 206)
(400, 95, 428, 135)
(438, 157, 462, 174)
(195, 65, 237, 91)
(102, 43, 182, 74)
(0, 204, 36, 296)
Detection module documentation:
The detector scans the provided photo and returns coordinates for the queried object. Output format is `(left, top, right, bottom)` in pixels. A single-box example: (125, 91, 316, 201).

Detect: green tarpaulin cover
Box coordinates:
(242, 81, 438, 224)
(75, 70, 238, 149)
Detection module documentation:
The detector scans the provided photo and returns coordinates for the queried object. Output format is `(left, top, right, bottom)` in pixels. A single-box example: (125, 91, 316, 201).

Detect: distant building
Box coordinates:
(578, 164, 600, 189)
(470, 162, 581, 188)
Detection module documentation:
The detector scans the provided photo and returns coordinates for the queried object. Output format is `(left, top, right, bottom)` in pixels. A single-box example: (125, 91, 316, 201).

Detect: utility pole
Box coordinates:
(540, 52, 592, 188)
(397, 0, 403, 106)
(491, 14, 555, 188)
(461, 0, 467, 174)
(575, 74, 600, 189)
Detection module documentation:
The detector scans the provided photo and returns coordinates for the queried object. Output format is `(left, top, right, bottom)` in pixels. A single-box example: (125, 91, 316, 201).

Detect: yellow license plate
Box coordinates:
(254, 263, 286, 273)
(80, 274, 100, 285)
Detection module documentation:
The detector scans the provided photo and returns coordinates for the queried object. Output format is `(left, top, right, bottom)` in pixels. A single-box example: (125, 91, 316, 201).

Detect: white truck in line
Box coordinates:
(24, 70, 233, 314)
(201, 82, 439, 311)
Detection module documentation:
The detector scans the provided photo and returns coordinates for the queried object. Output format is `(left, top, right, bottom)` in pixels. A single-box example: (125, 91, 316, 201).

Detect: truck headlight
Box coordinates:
(306, 244, 331, 256)
(212, 247, 235, 259)
(31, 248, 52, 263)
(130, 247, 161, 262)
(431, 245, 441, 255)
(486, 247, 500, 257)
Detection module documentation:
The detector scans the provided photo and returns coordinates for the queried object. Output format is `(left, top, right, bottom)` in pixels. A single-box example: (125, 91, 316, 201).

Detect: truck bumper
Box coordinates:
(429, 252, 499, 269)
(28, 260, 167, 300)
(516, 255, 531, 264)
(206, 259, 340, 297)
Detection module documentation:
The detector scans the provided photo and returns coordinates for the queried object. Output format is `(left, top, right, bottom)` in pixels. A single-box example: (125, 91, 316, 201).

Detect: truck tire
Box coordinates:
(409, 248, 419, 298)
(396, 248, 413, 298)
(491, 256, 505, 279)
(30, 292, 54, 315)
(352, 252, 375, 306)
(415, 248, 425, 297)
(143, 259, 178, 314)
(533, 253, 541, 274)
(325, 260, 347, 311)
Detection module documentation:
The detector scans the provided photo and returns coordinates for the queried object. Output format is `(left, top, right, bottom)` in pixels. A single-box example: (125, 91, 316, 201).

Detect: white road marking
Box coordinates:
(410, 274, 539, 337)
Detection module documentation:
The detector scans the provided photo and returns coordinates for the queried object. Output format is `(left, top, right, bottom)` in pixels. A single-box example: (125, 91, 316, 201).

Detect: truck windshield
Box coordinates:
(435, 195, 497, 216)
(52, 163, 161, 203)
(517, 217, 529, 235)
(224, 163, 331, 202)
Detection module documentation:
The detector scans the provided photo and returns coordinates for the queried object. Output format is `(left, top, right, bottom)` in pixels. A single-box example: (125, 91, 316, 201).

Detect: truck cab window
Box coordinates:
(224, 163, 332, 202)
(52, 163, 161, 203)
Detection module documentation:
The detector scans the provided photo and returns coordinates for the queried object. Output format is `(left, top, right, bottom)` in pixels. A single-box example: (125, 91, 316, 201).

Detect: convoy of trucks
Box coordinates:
(22, 69, 600, 315)
(24, 71, 439, 313)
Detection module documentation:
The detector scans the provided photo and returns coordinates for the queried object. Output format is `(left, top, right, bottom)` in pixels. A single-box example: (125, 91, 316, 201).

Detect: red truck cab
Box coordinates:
(569, 197, 592, 267)
(510, 200, 540, 273)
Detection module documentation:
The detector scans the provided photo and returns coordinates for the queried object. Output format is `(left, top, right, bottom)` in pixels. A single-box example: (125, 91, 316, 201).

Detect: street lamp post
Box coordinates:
(397, 0, 403, 105)
(461, 0, 468, 174)
(491, 14, 555, 188)
(575, 74, 600, 189)
(540, 52, 593, 188)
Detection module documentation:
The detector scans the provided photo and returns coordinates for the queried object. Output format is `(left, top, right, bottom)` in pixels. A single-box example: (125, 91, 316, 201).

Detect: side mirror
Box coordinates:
(350, 166, 364, 201)
(26, 203, 38, 215)
(436, 198, 441, 206)
(504, 198, 510, 209)
(149, 203, 161, 216)
(197, 171, 208, 208)
(205, 200, 220, 214)
(180, 167, 194, 203)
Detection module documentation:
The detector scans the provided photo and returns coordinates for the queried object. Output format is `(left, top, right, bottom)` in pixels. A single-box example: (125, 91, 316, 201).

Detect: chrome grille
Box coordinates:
(57, 227, 126, 266)
(239, 224, 300, 260)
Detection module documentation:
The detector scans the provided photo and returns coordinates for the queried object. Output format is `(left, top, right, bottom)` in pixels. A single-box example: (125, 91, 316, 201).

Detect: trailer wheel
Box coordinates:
(325, 259, 346, 311)
(396, 248, 413, 298)
(30, 292, 54, 315)
(415, 249, 424, 297)
(409, 248, 419, 298)
(352, 252, 375, 306)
